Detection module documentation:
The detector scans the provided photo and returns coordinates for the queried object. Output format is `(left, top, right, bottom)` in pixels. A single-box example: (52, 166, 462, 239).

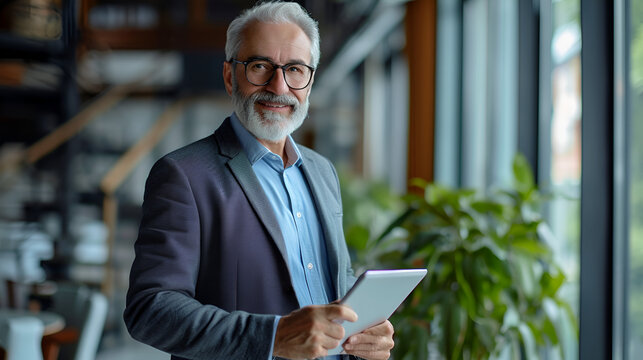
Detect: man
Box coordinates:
(124, 2, 394, 359)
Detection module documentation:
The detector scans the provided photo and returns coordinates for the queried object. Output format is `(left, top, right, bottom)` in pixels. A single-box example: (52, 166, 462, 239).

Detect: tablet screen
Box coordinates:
(327, 268, 427, 356)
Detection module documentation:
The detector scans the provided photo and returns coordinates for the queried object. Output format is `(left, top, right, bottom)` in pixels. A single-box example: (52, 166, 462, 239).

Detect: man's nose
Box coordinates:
(264, 69, 290, 95)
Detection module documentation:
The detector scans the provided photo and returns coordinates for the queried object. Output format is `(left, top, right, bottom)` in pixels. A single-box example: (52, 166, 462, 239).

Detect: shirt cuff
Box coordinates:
(268, 315, 281, 360)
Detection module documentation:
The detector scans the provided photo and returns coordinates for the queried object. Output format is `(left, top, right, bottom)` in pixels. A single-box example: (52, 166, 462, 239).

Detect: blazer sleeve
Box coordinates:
(327, 156, 358, 289)
(123, 156, 277, 359)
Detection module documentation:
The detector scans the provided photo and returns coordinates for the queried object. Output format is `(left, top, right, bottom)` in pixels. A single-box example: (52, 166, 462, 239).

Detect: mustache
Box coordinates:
(249, 92, 299, 107)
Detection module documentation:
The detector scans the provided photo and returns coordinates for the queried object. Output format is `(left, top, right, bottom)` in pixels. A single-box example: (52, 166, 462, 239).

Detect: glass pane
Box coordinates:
(629, 0, 643, 357)
(545, 0, 581, 357)
(460, 0, 517, 190)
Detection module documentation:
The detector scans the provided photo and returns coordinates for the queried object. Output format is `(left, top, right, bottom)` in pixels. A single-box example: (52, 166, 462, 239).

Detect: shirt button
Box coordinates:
(296, 212, 302, 218)
(307, 263, 314, 270)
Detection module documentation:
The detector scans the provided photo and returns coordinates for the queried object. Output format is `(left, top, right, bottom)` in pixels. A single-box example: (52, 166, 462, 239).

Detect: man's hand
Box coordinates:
(342, 320, 395, 360)
(272, 304, 358, 359)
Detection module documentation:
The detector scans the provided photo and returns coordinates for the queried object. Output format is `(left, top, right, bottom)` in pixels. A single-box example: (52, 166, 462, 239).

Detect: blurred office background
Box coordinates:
(0, 0, 640, 359)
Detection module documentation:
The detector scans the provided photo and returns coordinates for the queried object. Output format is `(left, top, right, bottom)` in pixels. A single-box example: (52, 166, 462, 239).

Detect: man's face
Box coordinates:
(223, 21, 314, 143)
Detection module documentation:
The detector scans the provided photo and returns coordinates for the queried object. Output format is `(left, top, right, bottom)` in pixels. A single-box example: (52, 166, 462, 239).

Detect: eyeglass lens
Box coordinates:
(245, 60, 312, 89)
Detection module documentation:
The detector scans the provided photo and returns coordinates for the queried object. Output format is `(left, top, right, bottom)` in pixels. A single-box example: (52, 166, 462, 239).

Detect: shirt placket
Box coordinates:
(285, 167, 327, 305)
(281, 167, 312, 306)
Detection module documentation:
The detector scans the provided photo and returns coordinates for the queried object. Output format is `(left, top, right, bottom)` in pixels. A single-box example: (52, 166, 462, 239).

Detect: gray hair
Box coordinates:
(225, 1, 320, 68)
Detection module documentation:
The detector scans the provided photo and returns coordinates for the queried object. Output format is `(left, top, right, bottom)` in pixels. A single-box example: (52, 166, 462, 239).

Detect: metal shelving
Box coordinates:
(0, 0, 80, 260)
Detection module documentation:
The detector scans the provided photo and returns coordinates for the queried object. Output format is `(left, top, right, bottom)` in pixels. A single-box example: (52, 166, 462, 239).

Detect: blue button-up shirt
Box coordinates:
(230, 114, 339, 359)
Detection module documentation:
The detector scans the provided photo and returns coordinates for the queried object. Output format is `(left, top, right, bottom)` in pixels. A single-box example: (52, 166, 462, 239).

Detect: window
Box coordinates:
(542, 0, 582, 318)
(628, 1, 643, 357)
(435, 0, 518, 189)
(540, 1, 582, 358)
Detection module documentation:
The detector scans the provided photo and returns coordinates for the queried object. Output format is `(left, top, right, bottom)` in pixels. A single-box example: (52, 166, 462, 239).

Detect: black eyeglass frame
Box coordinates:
(228, 57, 316, 90)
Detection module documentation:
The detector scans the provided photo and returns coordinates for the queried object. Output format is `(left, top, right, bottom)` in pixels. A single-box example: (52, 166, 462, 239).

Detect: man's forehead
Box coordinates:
(238, 21, 312, 62)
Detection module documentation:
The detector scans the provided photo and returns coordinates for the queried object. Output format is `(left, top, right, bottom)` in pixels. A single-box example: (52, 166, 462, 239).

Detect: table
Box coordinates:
(0, 309, 65, 336)
(0, 309, 65, 360)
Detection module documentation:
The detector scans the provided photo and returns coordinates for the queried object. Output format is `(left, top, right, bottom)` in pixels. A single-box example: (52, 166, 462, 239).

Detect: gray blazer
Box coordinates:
(124, 118, 356, 359)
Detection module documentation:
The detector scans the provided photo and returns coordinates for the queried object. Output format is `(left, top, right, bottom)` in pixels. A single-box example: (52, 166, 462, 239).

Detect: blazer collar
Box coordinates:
(214, 118, 290, 275)
(214, 117, 243, 160)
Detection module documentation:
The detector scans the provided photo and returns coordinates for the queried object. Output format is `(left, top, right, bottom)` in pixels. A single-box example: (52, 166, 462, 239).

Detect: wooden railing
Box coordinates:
(25, 84, 138, 165)
(0, 82, 138, 175)
(99, 97, 191, 295)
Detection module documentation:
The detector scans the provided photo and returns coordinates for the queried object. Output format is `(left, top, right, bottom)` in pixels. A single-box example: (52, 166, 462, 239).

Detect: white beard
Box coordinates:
(232, 81, 309, 143)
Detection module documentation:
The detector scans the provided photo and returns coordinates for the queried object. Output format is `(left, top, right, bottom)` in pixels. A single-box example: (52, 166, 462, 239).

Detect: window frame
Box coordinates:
(578, 0, 617, 359)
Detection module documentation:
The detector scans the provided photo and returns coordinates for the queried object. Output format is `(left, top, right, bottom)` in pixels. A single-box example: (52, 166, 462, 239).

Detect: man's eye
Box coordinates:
(250, 61, 271, 70)
(287, 66, 303, 73)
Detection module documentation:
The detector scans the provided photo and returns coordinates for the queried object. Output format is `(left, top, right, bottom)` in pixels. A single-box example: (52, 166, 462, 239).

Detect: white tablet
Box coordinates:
(327, 268, 428, 356)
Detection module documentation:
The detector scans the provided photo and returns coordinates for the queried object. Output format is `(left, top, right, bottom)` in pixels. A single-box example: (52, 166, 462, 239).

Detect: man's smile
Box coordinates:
(257, 100, 293, 112)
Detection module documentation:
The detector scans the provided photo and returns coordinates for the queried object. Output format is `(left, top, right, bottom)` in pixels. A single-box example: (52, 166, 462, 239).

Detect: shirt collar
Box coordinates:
(230, 113, 303, 168)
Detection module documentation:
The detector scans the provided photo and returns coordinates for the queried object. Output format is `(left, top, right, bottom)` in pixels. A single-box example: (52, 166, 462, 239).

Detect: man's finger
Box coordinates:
(345, 349, 392, 360)
(325, 304, 358, 323)
(361, 320, 394, 335)
(343, 320, 395, 358)
(324, 321, 346, 340)
(344, 340, 395, 351)
(344, 335, 394, 360)
(343, 335, 395, 351)
(316, 334, 342, 351)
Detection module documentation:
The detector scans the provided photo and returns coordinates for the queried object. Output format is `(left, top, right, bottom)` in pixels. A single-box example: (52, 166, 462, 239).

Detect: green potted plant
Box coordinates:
(341, 154, 577, 359)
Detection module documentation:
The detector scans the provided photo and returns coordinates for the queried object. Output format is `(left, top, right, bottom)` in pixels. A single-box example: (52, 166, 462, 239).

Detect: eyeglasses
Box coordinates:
(229, 57, 315, 90)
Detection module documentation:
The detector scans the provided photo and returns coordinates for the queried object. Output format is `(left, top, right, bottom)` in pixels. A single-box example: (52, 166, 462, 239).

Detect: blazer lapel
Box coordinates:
(300, 159, 342, 299)
(215, 119, 290, 275)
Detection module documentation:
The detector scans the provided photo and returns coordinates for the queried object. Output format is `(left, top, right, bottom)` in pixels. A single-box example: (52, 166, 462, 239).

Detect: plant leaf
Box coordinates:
(543, 316, 559, 344)
(513, 153, 535, 193)
(410, 177, 430, 191)
(471, 200, 505, 217)
(375, 206, 417, 244)
(511, 238, 551, 257)
(474, 317, 499, 351)
(455, 252, 477, 318)
(540, 270, 566, 298)
(518, 323, 538, 360)
(404, 231, 443, 258)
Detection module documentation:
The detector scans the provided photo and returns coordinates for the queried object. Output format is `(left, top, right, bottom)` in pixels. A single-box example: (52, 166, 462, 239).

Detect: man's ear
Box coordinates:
(305, 72, 315, 95)
(309, 72, 315, 87)
(223, 61, 233, 95)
